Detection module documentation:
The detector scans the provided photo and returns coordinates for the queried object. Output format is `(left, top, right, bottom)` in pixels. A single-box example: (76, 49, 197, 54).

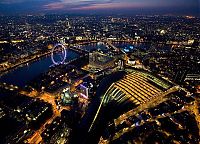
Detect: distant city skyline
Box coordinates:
(0, 0, 199, 16)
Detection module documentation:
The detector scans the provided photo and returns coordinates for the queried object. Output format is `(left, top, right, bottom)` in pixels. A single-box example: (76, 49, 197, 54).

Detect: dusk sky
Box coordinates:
(0, 0, 199, 16)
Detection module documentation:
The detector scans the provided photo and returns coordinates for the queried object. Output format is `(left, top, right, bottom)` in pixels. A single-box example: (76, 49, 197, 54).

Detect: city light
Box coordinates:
(0, 1, 199, 144)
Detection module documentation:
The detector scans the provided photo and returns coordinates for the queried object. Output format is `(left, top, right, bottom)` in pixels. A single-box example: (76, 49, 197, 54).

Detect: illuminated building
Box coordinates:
(89, 51, 116, 70)
(79, 84, 89, 99)
(78, 79, 95, 99)
(60, 87, 72, 105)
(102, 70, 172, 106)
(127, 59, 136, 65)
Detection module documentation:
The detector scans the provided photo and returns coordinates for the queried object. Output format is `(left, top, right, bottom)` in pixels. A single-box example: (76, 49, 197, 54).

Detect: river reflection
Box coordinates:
(0, 50, 79, 87)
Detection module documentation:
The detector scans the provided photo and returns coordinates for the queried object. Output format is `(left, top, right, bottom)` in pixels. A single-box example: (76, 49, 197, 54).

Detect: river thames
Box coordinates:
(0, 42, 170, 87)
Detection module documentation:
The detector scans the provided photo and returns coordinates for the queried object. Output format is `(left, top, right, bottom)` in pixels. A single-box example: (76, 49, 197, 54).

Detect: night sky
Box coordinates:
(0, 0, 199, 16)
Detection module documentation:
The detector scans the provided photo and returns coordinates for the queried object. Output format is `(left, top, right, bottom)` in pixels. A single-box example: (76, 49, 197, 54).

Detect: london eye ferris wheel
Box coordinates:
(51, 43, 67, 66)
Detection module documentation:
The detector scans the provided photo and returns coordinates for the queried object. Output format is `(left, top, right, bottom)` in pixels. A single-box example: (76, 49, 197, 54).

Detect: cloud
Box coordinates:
(44, 2, 65, 10)
(0, 0, 198, 15)
(43, 0, 115, 10)
(72, 2, 142, 10)
(43, 0, 170, 11)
